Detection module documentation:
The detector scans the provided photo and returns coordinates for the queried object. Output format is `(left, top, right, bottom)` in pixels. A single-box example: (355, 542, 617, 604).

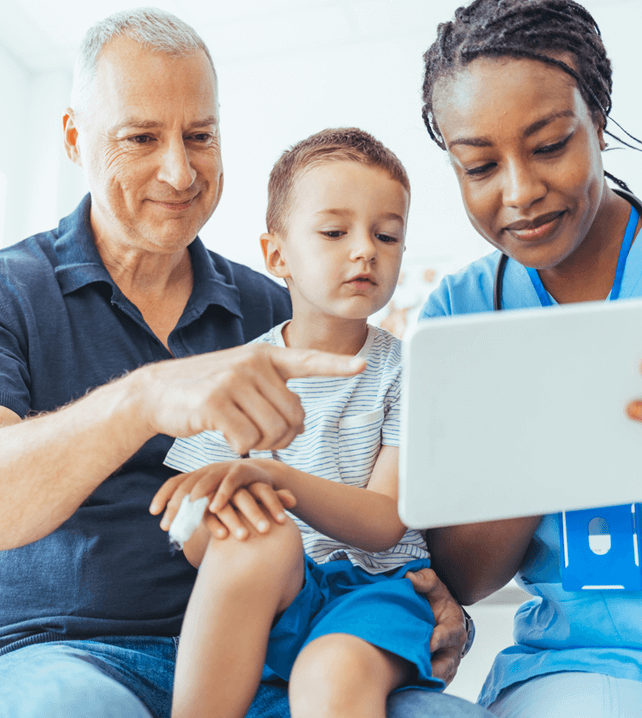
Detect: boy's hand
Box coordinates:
(149, 460, 294, 539)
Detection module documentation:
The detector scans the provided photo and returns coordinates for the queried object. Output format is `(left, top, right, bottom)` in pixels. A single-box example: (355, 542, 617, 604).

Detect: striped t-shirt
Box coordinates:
(164, 322, 429, 574)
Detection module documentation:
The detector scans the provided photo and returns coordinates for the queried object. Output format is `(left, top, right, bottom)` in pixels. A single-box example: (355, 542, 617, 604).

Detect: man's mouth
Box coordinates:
(151, 196, 198, 211)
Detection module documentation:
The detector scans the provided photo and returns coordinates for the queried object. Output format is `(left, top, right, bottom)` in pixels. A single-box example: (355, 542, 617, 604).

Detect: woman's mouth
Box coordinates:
(504, 211, 566, 241)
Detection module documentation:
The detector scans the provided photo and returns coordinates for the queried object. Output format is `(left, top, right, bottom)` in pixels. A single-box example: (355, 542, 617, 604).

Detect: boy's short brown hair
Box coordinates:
(266, 127, 410, 235)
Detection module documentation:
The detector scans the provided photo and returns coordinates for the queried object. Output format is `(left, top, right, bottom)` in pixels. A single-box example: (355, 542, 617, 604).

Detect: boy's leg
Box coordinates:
(171, 516, 304, 718)
(288, 632, 409, 718)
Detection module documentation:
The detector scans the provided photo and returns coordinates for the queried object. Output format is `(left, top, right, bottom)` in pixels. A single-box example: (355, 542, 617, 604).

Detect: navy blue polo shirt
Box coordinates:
(0, 195, 292, 653)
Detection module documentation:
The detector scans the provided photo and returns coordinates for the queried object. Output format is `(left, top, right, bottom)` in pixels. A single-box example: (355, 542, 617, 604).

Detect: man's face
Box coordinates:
(68, 36, 223, 256)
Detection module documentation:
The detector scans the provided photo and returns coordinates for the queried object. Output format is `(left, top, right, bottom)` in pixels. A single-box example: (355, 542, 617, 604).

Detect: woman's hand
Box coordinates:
(149, 460, 295, 540)
(405, 567, 469, 686)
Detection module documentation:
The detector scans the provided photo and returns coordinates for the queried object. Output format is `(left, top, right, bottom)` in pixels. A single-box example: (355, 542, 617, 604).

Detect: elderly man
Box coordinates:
(0, 8, 487, 718)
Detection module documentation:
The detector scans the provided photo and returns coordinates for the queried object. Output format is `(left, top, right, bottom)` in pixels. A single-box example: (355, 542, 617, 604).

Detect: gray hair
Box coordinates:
(71, 7, 215, 115)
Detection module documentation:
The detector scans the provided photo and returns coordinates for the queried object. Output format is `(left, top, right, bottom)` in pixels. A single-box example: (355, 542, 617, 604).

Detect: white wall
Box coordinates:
(0, 0, 639, 273)
(0, 43, 31, 247)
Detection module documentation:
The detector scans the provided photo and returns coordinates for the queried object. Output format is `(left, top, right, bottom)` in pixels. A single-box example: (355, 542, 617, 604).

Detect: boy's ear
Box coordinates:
(260, 232, 291, 280)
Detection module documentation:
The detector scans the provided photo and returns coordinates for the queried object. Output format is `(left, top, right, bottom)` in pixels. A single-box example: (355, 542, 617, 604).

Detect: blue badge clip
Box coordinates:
(560, 503, 642, 591)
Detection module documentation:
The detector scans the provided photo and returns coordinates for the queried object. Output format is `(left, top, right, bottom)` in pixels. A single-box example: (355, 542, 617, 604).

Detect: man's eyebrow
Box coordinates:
(448, 110, 576, 149)
(112, 116, 219, 133)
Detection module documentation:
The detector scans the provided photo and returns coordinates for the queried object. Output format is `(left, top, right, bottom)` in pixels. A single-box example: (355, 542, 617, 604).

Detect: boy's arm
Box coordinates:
(173, 447, 407, 553)
(279, 445, 406, 552)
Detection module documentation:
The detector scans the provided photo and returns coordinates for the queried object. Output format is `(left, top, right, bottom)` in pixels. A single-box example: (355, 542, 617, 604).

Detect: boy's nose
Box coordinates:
(350, 233, 377, 262)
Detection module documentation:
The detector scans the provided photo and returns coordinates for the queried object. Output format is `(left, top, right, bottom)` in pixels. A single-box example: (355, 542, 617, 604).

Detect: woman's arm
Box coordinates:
(426, 516, 542, 605)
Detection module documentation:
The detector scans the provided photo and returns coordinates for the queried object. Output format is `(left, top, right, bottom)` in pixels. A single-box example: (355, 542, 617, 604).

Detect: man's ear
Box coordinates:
(260, 232, 291, 280)
(63, 109, 83, 167)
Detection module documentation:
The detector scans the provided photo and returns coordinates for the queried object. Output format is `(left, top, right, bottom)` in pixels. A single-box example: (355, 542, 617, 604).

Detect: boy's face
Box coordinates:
(265, 161, 408, 322)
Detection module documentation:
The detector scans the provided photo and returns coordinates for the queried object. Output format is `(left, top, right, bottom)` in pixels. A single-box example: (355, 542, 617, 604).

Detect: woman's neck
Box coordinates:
(538, 187, 638, 304)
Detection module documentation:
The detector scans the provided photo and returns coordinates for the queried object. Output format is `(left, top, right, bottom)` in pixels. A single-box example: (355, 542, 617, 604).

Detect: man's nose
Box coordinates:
(157, 139, 197, 191)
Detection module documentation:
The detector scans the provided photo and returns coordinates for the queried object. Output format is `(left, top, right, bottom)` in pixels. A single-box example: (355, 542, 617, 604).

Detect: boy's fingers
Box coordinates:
(189, 463, 229, 501)
(149, 473, 186, 515)
(203, 511, 229, 540)
(231, 488, 272, 534)
(209, 468, 250, 512)
(215, 504, 249, 541)
(275, 488, 296, 509)
(248, 483, 290, 523)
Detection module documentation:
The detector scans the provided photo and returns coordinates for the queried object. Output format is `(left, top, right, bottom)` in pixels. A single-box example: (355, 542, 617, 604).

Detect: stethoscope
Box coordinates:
(493, 189, 642, 311)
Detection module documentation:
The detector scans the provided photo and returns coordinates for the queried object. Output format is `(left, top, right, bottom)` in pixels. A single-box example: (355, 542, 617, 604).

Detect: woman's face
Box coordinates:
(432, 56, 607, 270)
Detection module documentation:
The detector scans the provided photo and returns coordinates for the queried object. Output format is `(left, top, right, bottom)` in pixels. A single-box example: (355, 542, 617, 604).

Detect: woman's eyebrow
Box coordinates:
(448, 110, 577, 149)
(523, 110, 575, 138)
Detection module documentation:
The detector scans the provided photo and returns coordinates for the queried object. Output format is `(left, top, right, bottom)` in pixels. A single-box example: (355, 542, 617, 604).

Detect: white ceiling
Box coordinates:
(1, 0, 620, 74)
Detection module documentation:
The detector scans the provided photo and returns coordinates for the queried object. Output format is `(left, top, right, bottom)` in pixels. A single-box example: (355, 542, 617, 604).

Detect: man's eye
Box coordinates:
(130, 135, 152, 144)
(189, 133, 212, 142)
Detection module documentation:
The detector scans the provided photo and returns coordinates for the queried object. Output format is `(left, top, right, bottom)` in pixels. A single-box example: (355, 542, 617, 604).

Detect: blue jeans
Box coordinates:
(0, 636, 493, 718)
(489, 672, 642, 718)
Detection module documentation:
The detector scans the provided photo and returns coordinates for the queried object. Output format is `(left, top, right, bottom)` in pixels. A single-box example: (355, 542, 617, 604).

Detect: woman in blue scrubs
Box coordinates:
(419, 1, 642, 716)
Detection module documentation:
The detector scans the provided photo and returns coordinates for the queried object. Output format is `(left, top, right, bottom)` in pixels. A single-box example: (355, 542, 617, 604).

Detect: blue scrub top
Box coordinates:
(420, 240, 642, 707)
(0, 195, 292, 654)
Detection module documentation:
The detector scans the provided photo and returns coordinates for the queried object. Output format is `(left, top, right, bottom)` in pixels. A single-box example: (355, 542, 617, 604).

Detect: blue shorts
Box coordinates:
(263, 556, 443, 692)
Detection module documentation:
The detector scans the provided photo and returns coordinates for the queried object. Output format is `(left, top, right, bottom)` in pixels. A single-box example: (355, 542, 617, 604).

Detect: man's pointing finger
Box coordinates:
(270, 347, 366, 380)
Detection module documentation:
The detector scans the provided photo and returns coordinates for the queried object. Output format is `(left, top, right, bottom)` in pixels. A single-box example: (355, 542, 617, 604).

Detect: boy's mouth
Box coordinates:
(347, 274, 377, 286)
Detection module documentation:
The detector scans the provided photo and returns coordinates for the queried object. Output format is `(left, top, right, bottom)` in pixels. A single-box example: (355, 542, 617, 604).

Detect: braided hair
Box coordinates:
(421, 0, 637, 190)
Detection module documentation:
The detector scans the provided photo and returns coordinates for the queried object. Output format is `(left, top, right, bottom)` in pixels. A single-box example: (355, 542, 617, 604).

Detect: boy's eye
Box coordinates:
(322, 230, 345, 239)
(375, 233, 399, 244)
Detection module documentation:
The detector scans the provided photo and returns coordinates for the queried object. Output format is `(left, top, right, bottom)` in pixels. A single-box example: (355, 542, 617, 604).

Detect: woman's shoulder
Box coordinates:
(420, 251, 501, 319)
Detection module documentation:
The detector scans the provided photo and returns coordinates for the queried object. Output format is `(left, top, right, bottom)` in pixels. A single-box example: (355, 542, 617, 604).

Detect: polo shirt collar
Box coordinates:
(53, 194, 243, 319)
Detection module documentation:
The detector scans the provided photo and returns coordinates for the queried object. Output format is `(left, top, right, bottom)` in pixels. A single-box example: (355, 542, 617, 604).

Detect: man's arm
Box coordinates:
(0, 344, 364, 551)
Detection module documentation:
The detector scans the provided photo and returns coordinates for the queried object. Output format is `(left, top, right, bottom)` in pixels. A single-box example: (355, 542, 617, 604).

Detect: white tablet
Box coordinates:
(398, 298, 642, 529)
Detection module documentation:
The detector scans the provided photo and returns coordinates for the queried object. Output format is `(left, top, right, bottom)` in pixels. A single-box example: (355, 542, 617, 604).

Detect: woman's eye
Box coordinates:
(536, 134, 573, 155)
(464, 162, 496, 177)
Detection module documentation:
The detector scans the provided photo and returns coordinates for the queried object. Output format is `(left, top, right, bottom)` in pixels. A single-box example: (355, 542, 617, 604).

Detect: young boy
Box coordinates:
(149, 128, 442, 718)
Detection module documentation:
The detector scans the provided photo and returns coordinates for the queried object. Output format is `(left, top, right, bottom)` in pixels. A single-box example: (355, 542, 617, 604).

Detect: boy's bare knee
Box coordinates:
(289, 634, 405, 717)
(202, 515, 303, 591)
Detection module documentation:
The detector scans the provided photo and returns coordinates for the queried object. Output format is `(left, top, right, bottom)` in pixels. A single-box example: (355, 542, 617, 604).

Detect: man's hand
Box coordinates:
(138, 343, 365, 453)
(405, 567, 468, 686)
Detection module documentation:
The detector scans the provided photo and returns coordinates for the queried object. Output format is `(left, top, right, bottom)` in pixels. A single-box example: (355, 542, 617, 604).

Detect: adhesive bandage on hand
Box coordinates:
(168, 495, 209, 550)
